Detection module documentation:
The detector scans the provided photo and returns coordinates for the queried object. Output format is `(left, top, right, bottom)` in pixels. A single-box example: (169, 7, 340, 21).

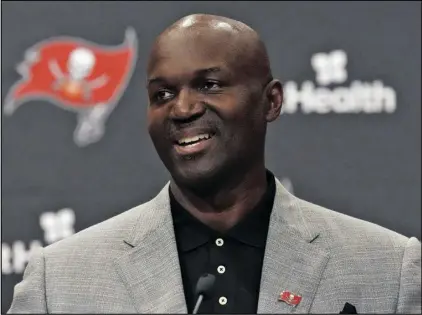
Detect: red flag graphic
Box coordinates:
(3, 28, 137, 147)
(4, 28, 137, 111)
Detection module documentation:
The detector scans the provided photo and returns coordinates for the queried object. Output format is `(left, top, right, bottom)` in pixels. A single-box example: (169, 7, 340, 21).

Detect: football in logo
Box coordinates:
(3, 28, 138, 147)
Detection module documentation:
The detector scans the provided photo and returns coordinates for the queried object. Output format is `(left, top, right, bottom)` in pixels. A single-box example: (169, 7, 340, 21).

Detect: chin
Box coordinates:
(170, 159, 227, 191)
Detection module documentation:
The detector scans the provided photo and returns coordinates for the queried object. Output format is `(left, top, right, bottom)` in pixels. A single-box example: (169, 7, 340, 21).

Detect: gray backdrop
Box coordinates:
(1, 1, 421, 312)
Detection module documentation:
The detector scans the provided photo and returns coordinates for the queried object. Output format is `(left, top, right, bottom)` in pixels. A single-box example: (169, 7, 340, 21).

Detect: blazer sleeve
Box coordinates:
(396, 237, 421, 314)
(7, 248, 48, 314)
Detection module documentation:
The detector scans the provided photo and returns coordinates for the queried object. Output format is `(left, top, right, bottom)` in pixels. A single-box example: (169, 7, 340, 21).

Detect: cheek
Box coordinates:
(147, 110, 166, 143)
(146, 113, 155, 137)
(223, 90, 264, 126)
(227, 95, 266, 146)
(211, 88, 252, 119)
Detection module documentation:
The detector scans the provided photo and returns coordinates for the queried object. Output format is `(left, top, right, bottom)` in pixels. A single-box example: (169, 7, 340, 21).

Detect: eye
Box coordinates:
(154, 90, 174, 101)
(199, 80, 222, 92)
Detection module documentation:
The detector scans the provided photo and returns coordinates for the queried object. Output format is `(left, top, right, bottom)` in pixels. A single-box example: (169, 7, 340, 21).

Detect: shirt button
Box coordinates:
(217, 265, 226, 274)
(215, 238, 224, 246)
(219, 296, 228, 305)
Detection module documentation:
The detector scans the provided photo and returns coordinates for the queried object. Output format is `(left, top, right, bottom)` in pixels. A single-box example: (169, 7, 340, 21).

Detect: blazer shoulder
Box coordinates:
(294, 196, 412, 250)
(42, 197, 156, 255)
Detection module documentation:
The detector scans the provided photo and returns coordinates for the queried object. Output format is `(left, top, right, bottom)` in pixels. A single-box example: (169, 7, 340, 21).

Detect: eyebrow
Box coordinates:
(147, 67, 223, 87)
(194, 67, 222, 76)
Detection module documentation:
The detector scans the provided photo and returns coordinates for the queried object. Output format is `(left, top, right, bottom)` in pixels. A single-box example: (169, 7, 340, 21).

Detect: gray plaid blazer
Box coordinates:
(8, 178, 421, 314)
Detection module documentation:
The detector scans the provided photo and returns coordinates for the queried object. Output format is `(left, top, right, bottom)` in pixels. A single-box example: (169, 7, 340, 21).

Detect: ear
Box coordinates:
(264, 80, 283, 122)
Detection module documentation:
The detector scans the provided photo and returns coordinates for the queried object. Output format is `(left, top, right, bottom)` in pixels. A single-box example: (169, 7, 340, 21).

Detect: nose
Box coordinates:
(169, 88, 205, 123)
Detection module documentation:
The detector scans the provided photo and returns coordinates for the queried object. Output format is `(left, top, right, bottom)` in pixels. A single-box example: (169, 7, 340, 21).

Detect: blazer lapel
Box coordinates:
(114, 183, 187, 314)
(258, 180, 330, 314)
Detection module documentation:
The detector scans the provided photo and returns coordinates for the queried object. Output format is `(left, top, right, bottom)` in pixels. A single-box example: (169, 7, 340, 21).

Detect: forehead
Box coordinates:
(148, 28, 244, 80)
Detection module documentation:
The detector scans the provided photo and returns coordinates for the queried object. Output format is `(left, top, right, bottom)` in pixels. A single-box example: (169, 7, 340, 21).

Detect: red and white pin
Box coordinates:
(278, 290, 302, 307)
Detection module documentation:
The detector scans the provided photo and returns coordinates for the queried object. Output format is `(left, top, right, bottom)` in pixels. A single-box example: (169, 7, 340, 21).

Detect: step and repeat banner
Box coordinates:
(1, 1, 421, 312)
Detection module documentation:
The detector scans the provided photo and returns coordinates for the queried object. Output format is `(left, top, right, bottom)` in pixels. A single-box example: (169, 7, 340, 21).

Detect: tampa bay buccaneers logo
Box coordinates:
(3, 28, 138, 147)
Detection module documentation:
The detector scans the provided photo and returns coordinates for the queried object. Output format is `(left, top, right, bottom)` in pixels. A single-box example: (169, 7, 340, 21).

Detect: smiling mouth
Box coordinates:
(175, 133, 215, 147)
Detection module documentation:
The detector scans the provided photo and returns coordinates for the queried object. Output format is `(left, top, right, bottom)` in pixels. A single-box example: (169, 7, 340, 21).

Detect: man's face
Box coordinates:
(146, 29, 268, 187)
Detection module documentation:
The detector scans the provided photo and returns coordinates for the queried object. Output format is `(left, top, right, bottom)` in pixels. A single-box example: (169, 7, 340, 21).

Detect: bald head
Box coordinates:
(148, 14, 273, 85)
(162, 14, 258, 40)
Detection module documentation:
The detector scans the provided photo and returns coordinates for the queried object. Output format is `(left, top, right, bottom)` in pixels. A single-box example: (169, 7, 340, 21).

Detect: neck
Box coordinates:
(170, 163, 268, 232)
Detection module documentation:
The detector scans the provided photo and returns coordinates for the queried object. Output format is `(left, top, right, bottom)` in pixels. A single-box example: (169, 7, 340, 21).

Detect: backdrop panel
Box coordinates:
(1, 1, 421, 312)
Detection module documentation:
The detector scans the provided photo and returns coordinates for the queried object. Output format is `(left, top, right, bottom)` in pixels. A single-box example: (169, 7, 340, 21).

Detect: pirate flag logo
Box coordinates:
(3, 28, 138, 147)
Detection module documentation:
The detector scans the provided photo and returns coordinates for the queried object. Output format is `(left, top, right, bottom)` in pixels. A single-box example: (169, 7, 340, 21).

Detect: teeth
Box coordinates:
(177, 133, 212, 145)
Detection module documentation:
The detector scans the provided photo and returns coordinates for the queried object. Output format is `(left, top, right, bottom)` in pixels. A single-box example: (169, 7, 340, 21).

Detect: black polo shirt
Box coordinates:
(170, 171, 276, 314)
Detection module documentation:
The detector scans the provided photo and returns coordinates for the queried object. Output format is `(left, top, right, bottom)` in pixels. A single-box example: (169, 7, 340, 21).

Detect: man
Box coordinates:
(8, 14, 421, 314)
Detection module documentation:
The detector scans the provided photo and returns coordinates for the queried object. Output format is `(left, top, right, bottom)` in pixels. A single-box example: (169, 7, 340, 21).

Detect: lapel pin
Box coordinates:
(278, 290, 302, 307)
